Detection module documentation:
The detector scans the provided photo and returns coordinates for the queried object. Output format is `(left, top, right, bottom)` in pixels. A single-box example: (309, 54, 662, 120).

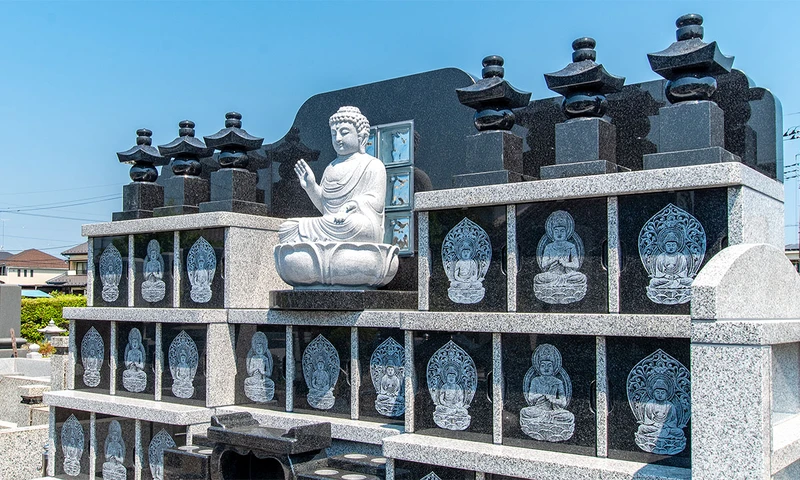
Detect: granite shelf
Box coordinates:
(228, 309, 404, 328)
(772, 414, 800, 475)
(63, 307, 228, 324)
(83, 211, 283, 236)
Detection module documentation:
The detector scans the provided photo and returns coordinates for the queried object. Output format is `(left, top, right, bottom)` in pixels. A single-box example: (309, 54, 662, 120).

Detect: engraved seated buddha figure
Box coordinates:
(433, 366, 471, 430)
(102, 421, 126, 480)
(635, 375, 686, 454)
(376, 363, 402, 414)
(122, 328, 147, 393)
(244, 332, 275, 403)
(308, 360, 335, 409)
(519, 344, 575, 442)
(141, 239, 166, 303)
(452, 242, 481, 289)
(172, 350, 194, 398)
(649, 231, 693, 291)
(533, 211, 587, 304)
(274, 106, 399, 289)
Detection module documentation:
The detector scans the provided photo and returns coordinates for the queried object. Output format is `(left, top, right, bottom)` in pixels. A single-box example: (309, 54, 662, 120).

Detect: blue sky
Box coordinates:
(0, 0, 798, 255)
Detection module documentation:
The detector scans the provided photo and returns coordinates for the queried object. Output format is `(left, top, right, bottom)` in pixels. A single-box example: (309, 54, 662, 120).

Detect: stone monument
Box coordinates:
(154, 120, 214, 216)
(113, 128, 167, 220)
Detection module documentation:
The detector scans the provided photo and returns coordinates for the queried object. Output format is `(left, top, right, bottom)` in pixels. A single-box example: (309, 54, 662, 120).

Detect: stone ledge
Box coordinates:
(772, 414, 800, 475)
(382, 434, 690, 480)
(228, 309, 403, 328)
(414, 162, 782, 211)
(400, 312, 691, 337)
(82, 211, 283, 236)
(44, 390, 213, 425)
(691, 319, 800, 345)
(62, 307, 228, 324)
(214, 406, 403, 445)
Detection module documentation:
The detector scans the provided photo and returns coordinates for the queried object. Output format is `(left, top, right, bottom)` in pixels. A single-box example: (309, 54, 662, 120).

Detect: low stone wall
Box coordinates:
(0, 424, 48, 479)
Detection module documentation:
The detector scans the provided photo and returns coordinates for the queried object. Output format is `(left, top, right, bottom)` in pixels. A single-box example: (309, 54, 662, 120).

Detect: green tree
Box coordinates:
(20, 294, 85, 344)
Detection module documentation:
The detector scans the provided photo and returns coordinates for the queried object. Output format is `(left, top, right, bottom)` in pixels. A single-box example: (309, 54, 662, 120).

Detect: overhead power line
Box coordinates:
(0, 183, 121, 196)
(0, 194, 120, 212)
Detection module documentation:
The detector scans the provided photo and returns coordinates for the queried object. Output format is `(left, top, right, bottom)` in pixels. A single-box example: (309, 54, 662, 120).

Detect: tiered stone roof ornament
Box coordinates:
(113, 128, 167, 220)
(154, 120, 214, 216)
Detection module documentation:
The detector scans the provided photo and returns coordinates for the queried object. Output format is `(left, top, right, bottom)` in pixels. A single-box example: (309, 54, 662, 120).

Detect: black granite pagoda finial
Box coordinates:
(157, 120, 214, 177)
(203, 112, 264, 169)
(456, 55, 532, 131)
(117, 128, 167, 182)
(647, 13, 734, 104)
(544, 37, 625, 119)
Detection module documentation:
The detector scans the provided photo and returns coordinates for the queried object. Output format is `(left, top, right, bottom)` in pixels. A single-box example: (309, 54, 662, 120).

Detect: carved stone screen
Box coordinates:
(234, 324, 286, 410)
(618, 189, 726, 315)
(161, 325, 207, 405)
(115, 323, 156, 400)
(94, 416, 136, 480)
(142, 422, 186, 480)
(133, 233, 173, 308)
(179, 229, 224, 309)
(55, 408, 91, 478)
(516, 199, 608, 313)
(93, 236, 128, 307)
(502, 334, 596, 455)
(358, 328, 405, 425)
(413, 331, 492, 442)
(74, 320, 110, 392)
(607, 336, 691, 468)
(428, 207, 507, 312)
(293, 326, 350, 418)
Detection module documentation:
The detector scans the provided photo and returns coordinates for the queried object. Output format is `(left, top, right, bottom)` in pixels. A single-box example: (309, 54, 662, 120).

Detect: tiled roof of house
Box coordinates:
(1, 249, 67, 269)
(0, 251, 12, 261)
(45, 273, 87, 287)
(61, 242, 88, 256)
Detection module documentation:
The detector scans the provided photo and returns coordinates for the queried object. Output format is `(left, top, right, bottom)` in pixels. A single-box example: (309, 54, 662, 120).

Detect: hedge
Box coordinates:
(20, 293, 85, 344)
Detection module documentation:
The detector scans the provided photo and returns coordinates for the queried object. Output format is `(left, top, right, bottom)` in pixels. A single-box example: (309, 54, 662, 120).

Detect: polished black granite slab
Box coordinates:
(618, 188, 727, 315)
(144, 422, 187, 480)
(161, 324, 207, 405)
(501, 334, 596, 456)
(606, 337, 690, 468)
(55, 408, 91, 479)
(516, 199, 608, 313)
(163, 447, 211, 480)
(428, 207, 507, 312)
(358, 328, 405, 425)
(179, 228, 225, 309)
(92, 236, 128, 308)
(270, 290, 416, 311)
(94, 416, 136, 480)
(74, 320, 110, 392)
(113, 182, 164, 221)
(115, 322, 156, 400)
(413, 331, 493, 442)
(133, 232, 173, 308)
(208, 413, 331, 454)
(395, 460, 476, 480)
(234, 325, 286, 411)
(292, 326, 351, 418)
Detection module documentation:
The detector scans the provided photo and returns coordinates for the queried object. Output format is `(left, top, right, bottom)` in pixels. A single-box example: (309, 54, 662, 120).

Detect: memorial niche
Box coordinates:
(180, 229, 224, 309)
(93, 236, 128, 307)
(516, 199, 607, 313)
(414, 332, 492, 441)
(161, 325, 206, 404)
(142, 422, 185, 480)
(134, 233, 173, 308)
(234, 325, 285, 409)
(100, 419, 128, 480)
(74, 320, 110, 392)
(501, 334, 596, 455)
(358, 329, 405, 422)
(116, 323, 155, 398)
(618, 189, 726, 315)
(429, 207, 507, 312)
(293, 326, 350, 418)
(148, 428, 177, 480)
(606, 337, 690, 467)
(55, 409, 90, 478)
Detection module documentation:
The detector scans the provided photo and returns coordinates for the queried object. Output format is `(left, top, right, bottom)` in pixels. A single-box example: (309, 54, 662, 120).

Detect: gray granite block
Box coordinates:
(382, 433, 690, 479)
(63, 307, 228, 324)
(351, 327, 359, 420)
(691, 344, 771, 479)
(86, 244, 94, 307)
(643, 146, 740, 170)
(727, 185, 784, 249)
(0, 424, 48, 480)
(173, 230, 181, 308)
(418, 211, 430, 311)
(155, 323, 163, 402)
(199, 199, 269, 216)
(404, 330, 414, 433)
(128, 235, 135, 307)
(595, 336, 608, 458)
(135, 419, 142, 480)
(491, 333, 502, 444)
(774, 459, 800, 480)
(607, 197, 620, 314)
(773, 343, 800, 415)
(67, 320, 76, 390)
(270, 290, 416, 311)
(225, 226, 287, 309)
(48, 406, 55, 476)
(555, 117, 616, 165)
(205, 323, 236, 408)
(208, 168, 257, 203)
(692, 319, 800, 346)
(692, 244, 800, 320)
(773, 415, 800, 475)
(655, 101, 725, 152)
(540, 160, 623, 180)
(506, 205, 517, 312)
(399, 311, 690, 338)
(44, 390, 213, 424)
(286, 325, 294, 412)
(89, 412, 96, 478)
(227, 309, 403, 328)
(414, 163, 783, 211)
(83, 211, 283, 237)
(109, 321, 117, 395)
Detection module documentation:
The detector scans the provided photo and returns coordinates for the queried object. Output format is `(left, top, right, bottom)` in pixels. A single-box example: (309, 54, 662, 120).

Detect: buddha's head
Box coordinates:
(251, 332, 267, 356)
(316, 360, 325, 372)
(545, 210, 575, 242)
(386, 365, 396, 376)
(458, 241, 474, 260)
(329, 106, 370, 156)
(128, 328, 142, 350)
(538, 359, 555, 376)
(647, 373, 675, 402)
(445, 365, 458, 385)
(658, 228, 685, 254)
(147, 239, 160, 260)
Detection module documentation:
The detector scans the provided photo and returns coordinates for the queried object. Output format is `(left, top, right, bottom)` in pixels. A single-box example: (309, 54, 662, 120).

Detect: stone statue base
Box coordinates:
(172, 383, 194, 399)
(534, 283, 587, 305)
(447, 286, 485, 304)
(244, 378, 275, 403)
(103, 461, 127, 480)
(308, 391, 335, 410)
(635, 430, 686, 455)
(64, 458, 81, 476)
(375, 398, 405, 418)
(83, 370, 101, 388)
(433, 408, 471, 431)
(646, 285, 691, 305)
(142, 281, 166, 303)
(274, 242, 399, 289)
(122, 370, 147, 393)
(520, 419, 575, 442)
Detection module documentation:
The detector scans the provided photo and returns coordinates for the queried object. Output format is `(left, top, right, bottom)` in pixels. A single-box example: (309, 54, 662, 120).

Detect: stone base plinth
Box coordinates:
(270, 289, 416, 311)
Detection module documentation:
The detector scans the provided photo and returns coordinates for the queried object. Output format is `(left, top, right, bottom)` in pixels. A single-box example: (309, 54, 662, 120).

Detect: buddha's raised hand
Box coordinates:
(294, 159, 316, 190)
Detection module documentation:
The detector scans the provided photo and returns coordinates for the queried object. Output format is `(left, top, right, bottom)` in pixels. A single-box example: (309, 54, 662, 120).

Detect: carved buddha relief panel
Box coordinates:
(292, 326, 350, 418)
(93, 236, 128, 307)
(133, 233, 173, 308)
(96, 417, 135, 480)
(179, 229, 224, 309)
(161, 325, 206, 405)
(618, 189, 726, 315)
(74, 321, 110, 392)
(515, 199, 608, 313)
(358, 328, 406, 424)
(143, 423, 185, 480)
(234, 325, 286, 410)
(428, 207, 507, 312)
(55, 409, 90, 478)
(116, 323, 156, 399)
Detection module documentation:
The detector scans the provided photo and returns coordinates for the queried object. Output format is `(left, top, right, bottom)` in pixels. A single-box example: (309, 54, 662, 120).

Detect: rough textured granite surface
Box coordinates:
(83, 211, 283, 236)
(505, 206, 517, 312)
(44, 390, 213, 424)
(727, 186, 784, 249)
(414, 163, 782, 211)
(607, 197, 620, 314)
(418, 211, 430, 311)
(0, 424, 48, 479)
(382, 434, 690, 480)
(228, 309, 403, 328)
(691, 244, 800, 320)
(225, 226, 287, 308)
(773, 414, 800, 475)
(63, 307, 228, 323)
(205, 323, 236, 407)
(772, 343, 800, 417)
(692, 319, 800, 345)
(596, 336, 609, 458)
(691, 344, 771, 479)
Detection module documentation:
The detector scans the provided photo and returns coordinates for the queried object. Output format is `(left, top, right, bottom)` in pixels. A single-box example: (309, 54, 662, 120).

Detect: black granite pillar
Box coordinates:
(113, 128, 167, 221)
(154, 120, 214, 217)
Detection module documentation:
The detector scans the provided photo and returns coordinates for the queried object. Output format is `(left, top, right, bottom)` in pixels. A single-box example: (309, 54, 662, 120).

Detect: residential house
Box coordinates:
(0, 249, 68, 291)
(45, 242, 88, 295)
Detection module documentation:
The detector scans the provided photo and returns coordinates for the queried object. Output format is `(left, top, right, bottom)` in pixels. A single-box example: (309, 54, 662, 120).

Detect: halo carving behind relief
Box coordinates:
(520, 344, 575, 442)
(534, 210, 587, 304)
(168, 330, 198, 399)
(426, 340, 477, 430)
(122, 327, 147, 393)
(442, 218, 491, 304)
(61, 414, 84, 477)
(148, 429, 176, 480)
(81, 326, 104, 387)
(141, 239, 166, 303)
(244, 331, 275, 403)
(99, 243, 123, 302)
(187, 236, 216, 304)
(302, 334, 340, 410)
(369, 337, 405, 417)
